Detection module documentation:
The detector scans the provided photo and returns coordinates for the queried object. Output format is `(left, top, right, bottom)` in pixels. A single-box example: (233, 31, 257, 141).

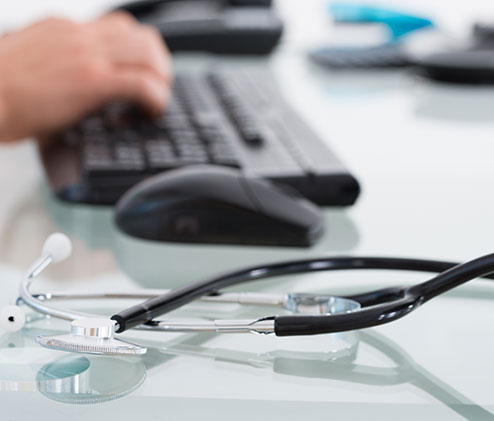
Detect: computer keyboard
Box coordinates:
(40, 70, 360, 206)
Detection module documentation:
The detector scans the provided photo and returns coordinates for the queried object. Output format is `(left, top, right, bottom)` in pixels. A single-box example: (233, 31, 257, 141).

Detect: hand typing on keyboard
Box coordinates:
(0, 12, 172, 143)
(44, 71, 360, 206)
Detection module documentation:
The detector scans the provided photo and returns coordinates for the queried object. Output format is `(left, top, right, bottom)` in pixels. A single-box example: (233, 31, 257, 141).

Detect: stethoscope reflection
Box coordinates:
(152, 330, 493, 421)
(0, 329, 146, 404)
(1, 323, 493, 420)
(0, 320, 360, 404)
(0, 323, 242, 404)
(37, 354, 146, 404)
(156, 331, 360, 368)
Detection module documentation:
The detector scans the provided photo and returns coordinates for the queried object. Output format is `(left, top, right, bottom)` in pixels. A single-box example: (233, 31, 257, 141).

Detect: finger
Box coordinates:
(89, 14, 171, 83)
(104, 68, 171, 115)
(93, 11, 138, 27)
(102, 27, 172, 83)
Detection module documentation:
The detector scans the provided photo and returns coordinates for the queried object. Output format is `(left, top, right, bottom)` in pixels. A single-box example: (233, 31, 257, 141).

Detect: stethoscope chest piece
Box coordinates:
(36, 318, 147, 356)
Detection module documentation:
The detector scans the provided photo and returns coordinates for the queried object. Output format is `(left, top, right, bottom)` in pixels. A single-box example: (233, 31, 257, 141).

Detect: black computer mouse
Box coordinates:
(115, 166, 324, 247)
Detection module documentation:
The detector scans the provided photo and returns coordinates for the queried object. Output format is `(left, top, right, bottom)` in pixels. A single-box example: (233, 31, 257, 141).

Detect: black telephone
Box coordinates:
(117, 0, 284, 55)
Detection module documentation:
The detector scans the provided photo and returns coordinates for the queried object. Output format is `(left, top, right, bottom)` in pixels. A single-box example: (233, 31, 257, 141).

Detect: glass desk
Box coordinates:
(1, 0, 494, 419)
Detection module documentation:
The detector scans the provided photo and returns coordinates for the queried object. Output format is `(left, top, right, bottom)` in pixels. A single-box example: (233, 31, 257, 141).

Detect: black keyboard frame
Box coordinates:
(40, 70, 360, 207)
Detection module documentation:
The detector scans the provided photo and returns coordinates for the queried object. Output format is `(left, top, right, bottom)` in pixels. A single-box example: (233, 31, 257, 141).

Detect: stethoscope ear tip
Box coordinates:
(42, 233, 72, 263)
(0, 305, 26, 332)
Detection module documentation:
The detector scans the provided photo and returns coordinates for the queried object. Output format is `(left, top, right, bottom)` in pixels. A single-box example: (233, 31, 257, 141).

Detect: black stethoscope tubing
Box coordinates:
(109, 254, 494, 335)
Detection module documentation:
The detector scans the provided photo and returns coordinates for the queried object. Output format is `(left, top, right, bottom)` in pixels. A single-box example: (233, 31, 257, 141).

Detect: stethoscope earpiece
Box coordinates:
(0, 305, 26, 332)
(0, 232, 72, 334)
(41, 233, 72, 263)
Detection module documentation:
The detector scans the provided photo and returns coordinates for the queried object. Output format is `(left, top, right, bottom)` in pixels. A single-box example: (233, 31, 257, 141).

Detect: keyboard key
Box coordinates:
(115, 130, 140, 143)
(81, 116, 106, 135)
(104, 103, 136, 129)
(84, 157, 145, 179)
(178, 155, 210, 165)
(147, 158, 178, 171)
(236, 121, 264, 145)
(85, 157, 114, 170)
(83, 142, 112, 161)
(169, 129, 202, 146)
(198, 125, 230, 144)
(209, 143, 240, 167)
(145, 139, 178, 171)
(208, 74, 264, 146)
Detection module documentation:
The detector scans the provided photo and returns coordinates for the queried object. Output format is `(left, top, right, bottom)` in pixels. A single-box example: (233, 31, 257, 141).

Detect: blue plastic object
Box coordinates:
(329, 3, 434, 41)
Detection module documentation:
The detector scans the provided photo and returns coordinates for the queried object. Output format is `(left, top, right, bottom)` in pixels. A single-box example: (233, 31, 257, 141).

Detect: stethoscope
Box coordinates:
(3, 232, 494, 356)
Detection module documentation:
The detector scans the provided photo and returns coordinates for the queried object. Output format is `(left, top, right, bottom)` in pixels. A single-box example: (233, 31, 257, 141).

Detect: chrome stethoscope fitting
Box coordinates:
(37, 318, 147, 356)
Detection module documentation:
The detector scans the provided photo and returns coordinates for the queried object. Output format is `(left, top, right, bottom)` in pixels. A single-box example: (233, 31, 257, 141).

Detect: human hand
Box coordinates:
(0, 13, 172, 142)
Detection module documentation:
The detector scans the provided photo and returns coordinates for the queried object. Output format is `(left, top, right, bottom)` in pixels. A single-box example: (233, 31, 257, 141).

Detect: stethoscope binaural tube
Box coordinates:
(111, 257, 446, 332)
(111, 254, 494, 335)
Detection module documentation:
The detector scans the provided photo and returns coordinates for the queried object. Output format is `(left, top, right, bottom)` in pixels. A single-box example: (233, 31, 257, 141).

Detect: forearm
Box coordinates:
(0, 76, 21, 143)
(0, 78, 11, 142)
